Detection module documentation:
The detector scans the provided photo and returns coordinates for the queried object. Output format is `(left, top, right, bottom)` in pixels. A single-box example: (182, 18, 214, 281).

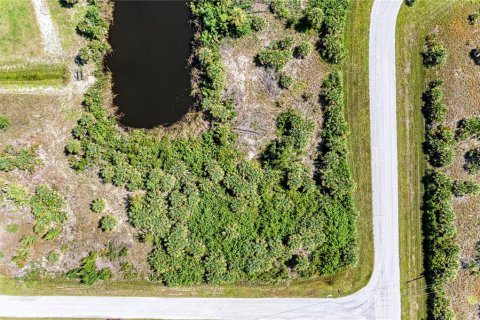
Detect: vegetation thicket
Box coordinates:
(419, 39, 461, 320)
(65, 0, 358, 286)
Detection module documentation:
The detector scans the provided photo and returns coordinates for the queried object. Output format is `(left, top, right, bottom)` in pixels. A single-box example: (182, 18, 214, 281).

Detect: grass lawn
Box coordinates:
(0, 0, 374, 298)
(0, 0, 43, 61)
(396, 0, 477, 318)
(0, 64, 69, 87)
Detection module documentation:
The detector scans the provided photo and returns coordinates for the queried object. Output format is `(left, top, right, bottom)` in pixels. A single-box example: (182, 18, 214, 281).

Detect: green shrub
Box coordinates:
(90, 198, 106, 213)
(465, 148, 480, 174)
(468, 11, 479, 25)
(277, 71, 293, 89)
(65, 140, 82, 155)
(67, 251, 112, 285)
(20, 234, 38, 247)
(100, 215, 117, 232)
(422, 80, 448, 124)
(256, 37, 294, 71)
(424, 126, 456, 168)
(6, 224, 18, 233)
(43, 228, 61, 241)
(295, 42, 313, 59)
(470, 47, 480, 65)
(0, 115, 10, 130)
(31, 185, 67, 236)
(269, 0, 289, 20)
(77, 6, 109, 40)
(5, 183, 30, 207)
(47, 250, 59, 263)
(422, 34, 447, 68)
(456, 117, 480, 140)
(0, 145, 42, 172)
(422, 170, 459, 320)
(59, 0, 78, 8)
(452, 180, 480, 197)
(250, 16, 268, 31)
(405, 0, 416, 6)
(305, 6, 324, 30)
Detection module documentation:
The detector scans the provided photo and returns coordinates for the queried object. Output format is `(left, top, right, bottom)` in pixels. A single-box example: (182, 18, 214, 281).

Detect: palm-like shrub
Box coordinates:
(100, 215, 117, 232)
(421, 34, 447, 68)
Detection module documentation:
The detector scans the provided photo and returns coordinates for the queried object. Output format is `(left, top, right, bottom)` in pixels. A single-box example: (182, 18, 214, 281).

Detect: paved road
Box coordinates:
(0, 0, 403, 319)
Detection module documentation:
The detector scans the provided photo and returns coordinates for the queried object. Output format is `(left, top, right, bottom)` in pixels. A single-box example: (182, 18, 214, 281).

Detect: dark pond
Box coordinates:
(106, 0, 193, 128)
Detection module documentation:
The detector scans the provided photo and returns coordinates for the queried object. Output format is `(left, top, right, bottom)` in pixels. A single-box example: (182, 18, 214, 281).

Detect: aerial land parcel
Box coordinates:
(1, 0, 373, 298)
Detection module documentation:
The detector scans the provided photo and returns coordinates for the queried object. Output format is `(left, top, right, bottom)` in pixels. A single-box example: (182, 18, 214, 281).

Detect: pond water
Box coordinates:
(106, 0, 193, 128)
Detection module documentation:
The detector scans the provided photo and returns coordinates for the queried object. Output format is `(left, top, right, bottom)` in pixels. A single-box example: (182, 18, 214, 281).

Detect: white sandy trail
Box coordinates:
(31, 0, 63, 56)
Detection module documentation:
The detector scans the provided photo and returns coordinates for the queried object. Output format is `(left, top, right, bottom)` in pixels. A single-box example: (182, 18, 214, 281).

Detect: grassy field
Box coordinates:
(0, 0, 43, 61)
(0, 64, 69, 87)
(396, 0, 475, 319)
(342, 0, 375, 295)
(0, 0, 374, 298)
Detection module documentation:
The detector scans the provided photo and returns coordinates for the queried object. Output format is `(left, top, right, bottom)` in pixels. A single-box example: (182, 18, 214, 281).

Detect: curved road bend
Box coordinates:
(0, 0, 403, 319)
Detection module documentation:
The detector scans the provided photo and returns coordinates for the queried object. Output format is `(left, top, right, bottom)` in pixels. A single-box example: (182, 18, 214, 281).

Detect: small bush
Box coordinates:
(59, 0, 78, 7)
(269, 0, 289, 20)
(65, 140, 82, 155)
(256, 37, 294, 71)
(43, 228, 61, 241)
(20, 234, 38, 247)
(47, 250, 59, 263)
(90, 198, 106, 213)
(6, 224, 18, 233)
(421, 34, 447, 68)
(0, 145, 42, 172)
(424, 126, 456, 168)
(277, 72, 293, 89)
(465, 148, 480, 174)
(67, 251, 112, 285)
(422, 80, 448, 124)
(100, 215, 117, 232)
(250, 16, 268, 31)
(305, 6, 324, 30)
(31, 185, 67, 236)
(0, 116, 10, 130)
(468, 11, 479, 25)
(5, 183, 30, 206)
(405, 0, 416, 6)
(456, 117, 480, 140)
(470, 47, 480, 65)
(295, 42, 313, 59)
(452, 180, 480, 197)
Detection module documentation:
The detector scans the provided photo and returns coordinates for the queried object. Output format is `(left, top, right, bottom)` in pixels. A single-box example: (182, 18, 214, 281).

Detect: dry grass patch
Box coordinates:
(221, 13, 330, 163)
(0, 93, 151, 280)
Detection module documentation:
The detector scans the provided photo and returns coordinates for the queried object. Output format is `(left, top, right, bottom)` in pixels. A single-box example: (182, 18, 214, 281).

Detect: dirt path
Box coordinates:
(31, 0, 63, 56)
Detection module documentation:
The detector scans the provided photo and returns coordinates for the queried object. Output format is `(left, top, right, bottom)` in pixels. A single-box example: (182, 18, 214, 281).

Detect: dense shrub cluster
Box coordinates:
(421, 34, 448, 68)
(424, 125, 456, 168)
(422, 170, 459, 320)
(315, 71, 358, 273)
(0, 145, 42, 173)
(76, 4, 111, 66)
(268, 0, 350, 64)
(422, 80, 448, 124)
(66, 0, 359, 286)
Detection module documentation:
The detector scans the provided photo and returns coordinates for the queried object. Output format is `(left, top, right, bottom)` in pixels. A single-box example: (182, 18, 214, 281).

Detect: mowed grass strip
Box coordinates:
(0, 64, 69, 87)
(396, 0, 465, 319)
(0, 0, 43, 60)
